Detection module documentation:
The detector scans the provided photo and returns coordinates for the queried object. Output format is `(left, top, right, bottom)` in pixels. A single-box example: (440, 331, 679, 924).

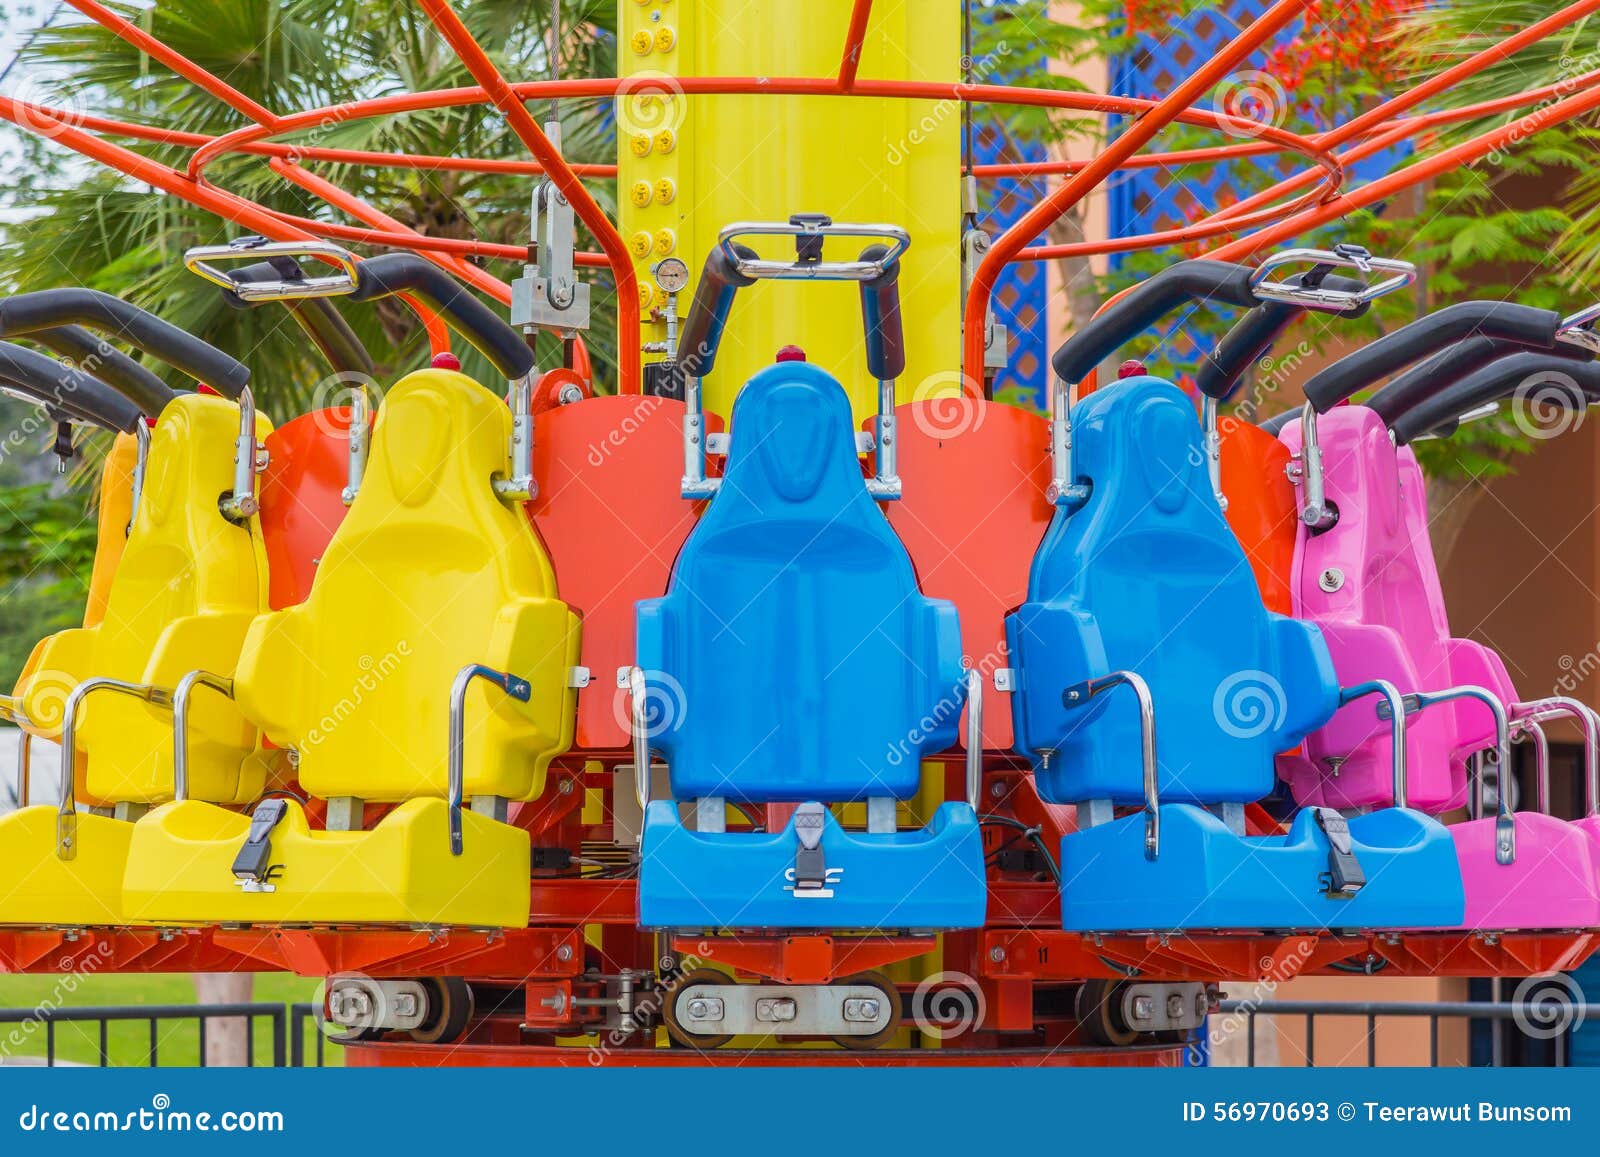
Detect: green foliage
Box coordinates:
(0, 2, 622, 665)
(977, 2, 1587, 486)
(0, 0, 622, 411)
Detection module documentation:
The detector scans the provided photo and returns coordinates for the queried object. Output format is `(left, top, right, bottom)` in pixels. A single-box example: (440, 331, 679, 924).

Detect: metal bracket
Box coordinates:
(1120, 982, 1209, 1034)
(511, 162, 592, 337)
(673, 981, 893, 1038)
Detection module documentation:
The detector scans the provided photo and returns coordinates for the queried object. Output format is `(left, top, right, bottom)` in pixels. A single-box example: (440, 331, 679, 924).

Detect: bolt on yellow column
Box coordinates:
(618, 0, 960, 422)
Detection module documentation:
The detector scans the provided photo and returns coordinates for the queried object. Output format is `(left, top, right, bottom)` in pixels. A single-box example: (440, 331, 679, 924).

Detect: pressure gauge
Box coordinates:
(653, 257, 690, 294)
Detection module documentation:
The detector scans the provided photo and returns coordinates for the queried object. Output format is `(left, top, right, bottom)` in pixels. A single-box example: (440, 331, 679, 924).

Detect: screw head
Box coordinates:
(1318, 567, 1345, 593)
(988, 945, 1006, 963)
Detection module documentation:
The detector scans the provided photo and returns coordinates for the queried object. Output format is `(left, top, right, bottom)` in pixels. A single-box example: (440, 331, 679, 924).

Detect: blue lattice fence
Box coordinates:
(1109, 2, 1410, 370)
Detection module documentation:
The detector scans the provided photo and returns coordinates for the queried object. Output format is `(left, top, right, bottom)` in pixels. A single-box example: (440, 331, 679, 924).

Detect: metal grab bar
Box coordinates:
(171, 670, 237, 804)
(714, 219, 911, 282)
(1249, 246, 1416, 312)
(1506, 696, 1600, 817)
(58, 678, 175, 860)
(1061, 671, 1158, 859)
(1555, 301, 1600, 354)
(447, 664, 531, 856)
(184, 238, 362, 301)
(1513, 720, 1552, 816)
(626, 666, 653, 813)
(0, 696, 32, 809)
(963, 668, 983, 813)
(1381, 684, 1513, 864)
(1339, 679, 1411, 808)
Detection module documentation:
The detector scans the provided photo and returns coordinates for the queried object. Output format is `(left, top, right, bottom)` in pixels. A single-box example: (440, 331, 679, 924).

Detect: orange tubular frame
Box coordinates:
(0, 0, 1593, 397)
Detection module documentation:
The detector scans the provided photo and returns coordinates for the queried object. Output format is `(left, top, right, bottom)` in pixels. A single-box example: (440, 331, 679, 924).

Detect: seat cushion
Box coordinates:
(1009, 378, 1339, 805)
(235, 369, 580, 804)
(888, 399, 1052, 750)
(638, 799, 985, 930)
(637, 361, 965, 804)
(1060, 803, 1465, 932)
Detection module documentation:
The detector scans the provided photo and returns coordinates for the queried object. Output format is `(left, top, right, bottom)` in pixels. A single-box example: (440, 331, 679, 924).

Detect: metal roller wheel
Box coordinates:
(408, 976, 475, 1045)
(830, 971, 902, 1050)
(663, 967, 734, 1051)
(1076, 978, 1139, 1047)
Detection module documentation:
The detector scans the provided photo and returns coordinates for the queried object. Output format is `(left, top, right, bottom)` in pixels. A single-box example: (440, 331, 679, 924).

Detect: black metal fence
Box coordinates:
(0, 1001, 328, 1067)
(3, 997, 1596, 1067)
(1215, 999, 1600, 1067)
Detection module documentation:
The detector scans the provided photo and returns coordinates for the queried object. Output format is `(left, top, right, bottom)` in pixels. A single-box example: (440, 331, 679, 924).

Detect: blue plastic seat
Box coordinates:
(1005, 376, 1464, 932)
(635, 360, 986, 931)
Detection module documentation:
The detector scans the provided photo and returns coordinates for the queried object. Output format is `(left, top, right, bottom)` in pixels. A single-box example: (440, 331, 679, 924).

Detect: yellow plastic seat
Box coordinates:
(6, 432, 139, 740)
(125, 369, 581, 928)
(0, 395, 271, 926)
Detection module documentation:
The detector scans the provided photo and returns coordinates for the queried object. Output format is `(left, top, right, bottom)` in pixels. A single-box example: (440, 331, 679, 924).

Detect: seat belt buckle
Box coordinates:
(232, 798, 289, 892)
(792, 801, 828, 892)
(1313, 807, 1365, 898)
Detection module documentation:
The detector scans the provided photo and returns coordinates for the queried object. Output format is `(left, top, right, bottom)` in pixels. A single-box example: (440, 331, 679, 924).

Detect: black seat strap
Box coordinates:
(232, 799, 289, 886)
(1313, 807, 1365, 898)
(792, 801, 827, 891)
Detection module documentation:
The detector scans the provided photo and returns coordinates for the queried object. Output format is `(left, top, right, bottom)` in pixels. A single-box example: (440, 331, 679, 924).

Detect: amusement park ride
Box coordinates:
(0, 0, 1599, 1067)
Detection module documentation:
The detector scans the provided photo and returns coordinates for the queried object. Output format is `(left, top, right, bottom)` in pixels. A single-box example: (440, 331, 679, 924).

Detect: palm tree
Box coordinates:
(0, 0, 619, 1063)
(3, 0, 621, 418)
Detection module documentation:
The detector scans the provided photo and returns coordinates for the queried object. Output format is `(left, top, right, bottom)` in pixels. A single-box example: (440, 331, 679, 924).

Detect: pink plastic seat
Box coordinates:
(1277, 404, 1600, 930)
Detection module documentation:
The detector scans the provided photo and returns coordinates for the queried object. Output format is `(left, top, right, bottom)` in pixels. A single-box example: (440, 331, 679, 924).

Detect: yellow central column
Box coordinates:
(617, 0, 960, 422)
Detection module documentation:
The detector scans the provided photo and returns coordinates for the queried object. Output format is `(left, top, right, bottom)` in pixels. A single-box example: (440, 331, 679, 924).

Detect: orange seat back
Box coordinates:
(258, 407, 365, 610)
(1218, 414, 1297, 617)
(528, 395, 720, 752)
(888, 399, 1053, 749)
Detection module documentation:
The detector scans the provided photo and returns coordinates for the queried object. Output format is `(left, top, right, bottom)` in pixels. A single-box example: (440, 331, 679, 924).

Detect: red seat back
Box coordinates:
(887, 399, 1053, 750)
